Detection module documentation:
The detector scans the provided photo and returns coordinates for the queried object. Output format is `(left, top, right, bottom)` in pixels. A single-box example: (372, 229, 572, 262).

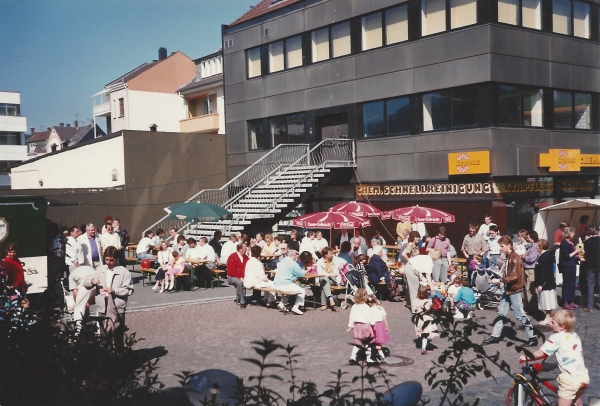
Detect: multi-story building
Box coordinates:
(0, 91, 27, 188)
(222, 0, 600, 241)
(92, 48, 196, 134)
(178, 50, 225, 134)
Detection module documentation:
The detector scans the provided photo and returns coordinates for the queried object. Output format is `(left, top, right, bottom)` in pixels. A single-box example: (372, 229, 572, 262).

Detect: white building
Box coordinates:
(92, 48, 196, 134)
(178, 50, 225, 134)
(0, 91, 27, 188)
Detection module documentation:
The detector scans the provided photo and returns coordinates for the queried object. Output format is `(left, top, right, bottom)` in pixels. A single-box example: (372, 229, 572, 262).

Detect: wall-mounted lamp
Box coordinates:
(39, 179, 43, 187)
(112, 169, 118, 182)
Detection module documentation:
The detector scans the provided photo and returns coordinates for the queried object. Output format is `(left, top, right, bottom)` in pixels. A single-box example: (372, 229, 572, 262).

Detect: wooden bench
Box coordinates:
(330, 285, 347, 308)
(210, 269, 226, 288)
(173, 272, 191, 292)
(125, 256, 138, 272)
(139, 268, 156, 287)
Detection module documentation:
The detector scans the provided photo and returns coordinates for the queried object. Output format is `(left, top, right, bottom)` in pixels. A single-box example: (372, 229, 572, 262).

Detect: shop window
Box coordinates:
(312, 28, 330, 63)
(362, 12, 383, 50)
(553, 90, 573, 128)
(363, 101, 385, 138)
(451, 0, 477, 29)
(522, 88, 543, 127)
(451, 87, 478, 128)
(247, 47, 262, 78)
(423, 91, 450, 131)
(286, 36, 303, 68)
(553, 0, 572, 34)
(422, 0, 447, 36)
(387, 97, 410, 135)
(268, 41, 284, 73)
(385, 5, 409, 44)
(574, 93, 592, 129)
(287, 113, 306, 143)
(498, 85, 521, 126)
(332, 22, 351, 58)
(498, 0, 519, 25)
(270, 116, 287, 147)
(573, 1, 590, 38)
(522, 0, 542, 29)
(248, 119, 265, 150)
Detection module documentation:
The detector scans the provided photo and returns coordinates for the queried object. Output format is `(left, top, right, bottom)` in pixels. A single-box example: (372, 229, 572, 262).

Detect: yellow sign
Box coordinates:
(538, 149, 600, 172)
(448, 151, 490, 175)
(581, 154, 600, 167)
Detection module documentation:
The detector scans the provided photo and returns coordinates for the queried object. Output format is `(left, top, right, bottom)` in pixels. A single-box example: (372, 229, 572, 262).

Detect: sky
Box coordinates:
(0, 0, 258, 133)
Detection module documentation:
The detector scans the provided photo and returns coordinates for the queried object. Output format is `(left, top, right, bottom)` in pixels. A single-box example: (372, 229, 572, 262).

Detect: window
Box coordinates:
(387, 97, 410, 135)
(554, 91, 573, 128)
(522, 0, 541, 29)
(498, 0, 519, 25)
(118, 98, 124, 117)
(247, 47, 262, 78)
(385, 5, 409, 44)
(311, 28, 330, 62)
(423, 91, 450, 131)
(0, 103, 19, 116)
(268, 41, 284, 73)
(248, 120, 265, 150)
(498, 85, 521, 126)
(286, 36, 303, 68)
(575, 93, 592, 129)
(451, 0, 477, 29)
(362, 13, 383, 50)
(363, 101, 385, 137)
(522, 88, 543, 127)
(270, 116, 287, 147)
(332, 22, 351, 58)
(451, 87, 478, 128)
(0, 134, 18, 145)
(553, 0, 571, 34)
(287, 113, 306, 143)
(422, 0, 447, 36)
(573, 1, 590, 38)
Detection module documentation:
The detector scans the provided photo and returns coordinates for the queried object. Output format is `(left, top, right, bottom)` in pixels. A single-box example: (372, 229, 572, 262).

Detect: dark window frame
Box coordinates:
(360, 95, 412, 139)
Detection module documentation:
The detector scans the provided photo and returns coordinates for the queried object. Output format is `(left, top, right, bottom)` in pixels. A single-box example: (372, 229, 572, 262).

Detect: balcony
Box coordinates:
(93, 101, 111, 117)
(180, 113, 219, 133)
(0, 145, 27, 161)
(0, 116, 27, 133)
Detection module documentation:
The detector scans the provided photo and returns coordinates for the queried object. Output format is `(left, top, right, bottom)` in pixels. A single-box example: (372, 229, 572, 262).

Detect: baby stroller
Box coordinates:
(340, 267, 366, 309)
(472, 268, 503, 310)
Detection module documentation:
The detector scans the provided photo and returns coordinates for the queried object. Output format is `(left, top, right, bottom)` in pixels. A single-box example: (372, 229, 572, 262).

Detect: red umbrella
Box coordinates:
(384, 205, 455, 223)
(330, 201, 390, 219)
(293, 210, 371, 229)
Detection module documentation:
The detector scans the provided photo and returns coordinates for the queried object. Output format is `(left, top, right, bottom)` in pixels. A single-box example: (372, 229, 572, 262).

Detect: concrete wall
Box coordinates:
(11, 136, 126, 189)
(5, 131, 228, 239)
(127, 90, 186, 132)
(0, 116, 27, 133)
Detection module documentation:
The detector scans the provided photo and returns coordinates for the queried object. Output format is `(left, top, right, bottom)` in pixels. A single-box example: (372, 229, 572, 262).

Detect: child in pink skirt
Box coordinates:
(368, 295, 390, 363)
(347, 288, 374, 365)
(164, 251, 186, 292)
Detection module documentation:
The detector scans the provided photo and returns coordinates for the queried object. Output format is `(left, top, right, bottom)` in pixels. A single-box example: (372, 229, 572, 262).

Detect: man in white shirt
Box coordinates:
(136, 230, 158, 261)
(256, 233, 266, 248)
(299, 231, 317, 260)
(353, 229, 367, 247)
(192, 237, 216, 288)
(313, 231, 328, 257)
(101, 221, 121, 253)
(78, 223, 103, 269)
(68, 265, 95, 321)
(478, 215, 496, 238)
(220, 234, 238, 264)
(65, 226, 84, 273)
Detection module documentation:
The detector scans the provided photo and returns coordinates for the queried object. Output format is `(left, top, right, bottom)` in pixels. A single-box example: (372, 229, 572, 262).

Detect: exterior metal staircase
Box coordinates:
(146, 138, 356, 242)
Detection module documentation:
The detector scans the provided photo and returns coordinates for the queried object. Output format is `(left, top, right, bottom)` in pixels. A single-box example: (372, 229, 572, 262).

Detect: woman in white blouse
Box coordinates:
(244, 245, 276, 307)
(153, 241, 173, 290)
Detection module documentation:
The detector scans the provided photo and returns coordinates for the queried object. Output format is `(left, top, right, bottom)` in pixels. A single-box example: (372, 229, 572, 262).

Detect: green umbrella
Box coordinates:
(165, 202, 233, 222)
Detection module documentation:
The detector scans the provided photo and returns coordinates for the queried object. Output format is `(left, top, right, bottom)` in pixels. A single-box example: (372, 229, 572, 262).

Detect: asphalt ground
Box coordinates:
(124, 273, 600, 405)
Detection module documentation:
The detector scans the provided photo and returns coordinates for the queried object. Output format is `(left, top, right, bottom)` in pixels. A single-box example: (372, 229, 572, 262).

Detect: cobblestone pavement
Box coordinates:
(126, 282, 600, 405)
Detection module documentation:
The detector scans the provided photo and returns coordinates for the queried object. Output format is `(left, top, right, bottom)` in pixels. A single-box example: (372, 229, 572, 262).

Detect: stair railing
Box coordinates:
(145, 143, 310, 239)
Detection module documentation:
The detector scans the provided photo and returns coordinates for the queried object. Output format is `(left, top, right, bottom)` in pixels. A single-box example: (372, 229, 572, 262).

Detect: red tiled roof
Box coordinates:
(230, 0, 305, 26)
(27, 130, 50, 143)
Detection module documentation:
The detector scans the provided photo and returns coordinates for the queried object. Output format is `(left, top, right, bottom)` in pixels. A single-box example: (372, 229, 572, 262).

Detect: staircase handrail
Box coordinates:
(145, 143, 310, 238)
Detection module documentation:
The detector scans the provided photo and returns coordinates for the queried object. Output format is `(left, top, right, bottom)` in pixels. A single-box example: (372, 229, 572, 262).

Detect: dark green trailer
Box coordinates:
(0, 195, 48, 294)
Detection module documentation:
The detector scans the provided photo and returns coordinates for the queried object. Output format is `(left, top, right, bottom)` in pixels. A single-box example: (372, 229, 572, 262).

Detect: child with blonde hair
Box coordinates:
(413, 285, 439, 355)
(164, 251, 186, 292)
(368, 295, 389, 362)
(347, 288, 374, 365)
(520, 310, 589, 406)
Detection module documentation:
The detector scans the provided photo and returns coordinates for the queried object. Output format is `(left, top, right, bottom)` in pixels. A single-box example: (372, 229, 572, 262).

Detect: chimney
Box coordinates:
(66, 123, 70, 127)
(47, 127, 51, 131)
(30, 127, 35, 135)
(159, 47, 167, 61)
(74, 120, 78, 129)
(60, 123, 64, 127)
(149, 123, 158, 132)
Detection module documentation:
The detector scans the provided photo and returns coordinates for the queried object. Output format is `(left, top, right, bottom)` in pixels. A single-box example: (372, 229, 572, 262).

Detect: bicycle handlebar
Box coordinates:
(519, 355, 547, 364)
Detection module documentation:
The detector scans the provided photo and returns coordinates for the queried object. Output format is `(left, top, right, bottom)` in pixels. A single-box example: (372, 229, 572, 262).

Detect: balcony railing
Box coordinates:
(93, 102, 111, 117)
(180, 114, 220, 133)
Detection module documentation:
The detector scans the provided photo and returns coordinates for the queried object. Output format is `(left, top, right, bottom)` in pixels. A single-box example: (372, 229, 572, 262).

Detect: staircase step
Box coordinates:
(266, 178, 320, 184)
(235, 204, 289, 209)
(229, 208, 281, 214)
(245, 193, 301, 199)
(240, 198, 295, 204)
(254, 186, 307, 192)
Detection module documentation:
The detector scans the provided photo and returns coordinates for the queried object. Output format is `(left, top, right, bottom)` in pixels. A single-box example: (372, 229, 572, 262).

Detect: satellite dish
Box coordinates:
(380, 381, 423, 406)
(185, 369, 239, 406)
